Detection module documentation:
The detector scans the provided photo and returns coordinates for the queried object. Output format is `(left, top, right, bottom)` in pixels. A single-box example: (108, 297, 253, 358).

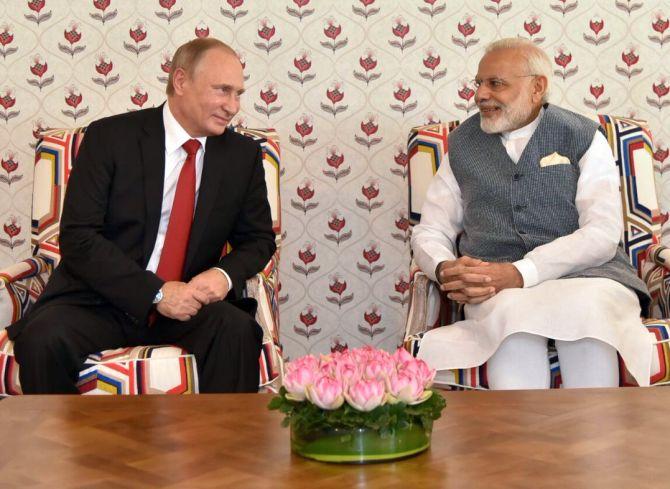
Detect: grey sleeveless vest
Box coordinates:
(448, 104, 649, 310)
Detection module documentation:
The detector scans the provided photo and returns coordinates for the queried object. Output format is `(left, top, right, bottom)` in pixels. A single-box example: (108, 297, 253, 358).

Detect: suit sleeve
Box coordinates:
(59, 121, 162, 322)
(217, 145, 276, 299)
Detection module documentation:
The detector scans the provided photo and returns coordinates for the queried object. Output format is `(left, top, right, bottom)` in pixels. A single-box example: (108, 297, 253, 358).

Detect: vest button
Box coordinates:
(518, 230, 527, 235)
(513, 205, 525, 212)
(513, 173, 522, 181)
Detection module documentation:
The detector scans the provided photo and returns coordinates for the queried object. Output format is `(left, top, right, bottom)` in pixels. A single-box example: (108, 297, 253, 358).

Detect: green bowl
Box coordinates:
(290, 423, 431, 463)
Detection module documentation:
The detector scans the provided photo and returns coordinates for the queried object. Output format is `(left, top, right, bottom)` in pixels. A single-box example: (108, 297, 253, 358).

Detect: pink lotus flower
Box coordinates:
(590, 17, 604, 35)
(293, 51, 311, 73)
(392, 17, 410, 38)
(359, 50, 377, 72)
(195, 23, 209, 38)
(458, 17, 475, 37)
(386, 371, 425, 404)
(30, 55, 47, 77)
(328, 212, 345, 232)
(258, 19, 275, 41)
(298, 242, 316, 263)
(3, 217, 20, 238)
(324, 18, 342, 39)
(0, 25, 13, 46)
(284, 361, 317, 401)
(65, 87, 82, 108)
(93, 0, 110, 11)
(554, 47, 572, 68)
(360, 114, 378, 136)
(95, 54, 113, 75)
(295, 114, 313, 137)
(28, 0, 45, 13)
(423, 48, 441, 70)
(590, 83, 604, 99)
(326, 147, 344, 169)
(0, 89, 15, 110)
(344, 378, 385, 412)
(64, 23, 82, 44)
(653, 14, 669, 34)
(621, 48, 639, 67)
(129, 21, 147, 43)
(326, 81, 344, 103)
(397, 356, 436, 389)
(393, 81, 411, 102)
(306, 375, 345, 410)
(329, 275, 347, 295)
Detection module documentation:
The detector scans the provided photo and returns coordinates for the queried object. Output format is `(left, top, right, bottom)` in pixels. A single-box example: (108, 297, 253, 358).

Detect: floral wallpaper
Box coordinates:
(0, 0, 668, 360)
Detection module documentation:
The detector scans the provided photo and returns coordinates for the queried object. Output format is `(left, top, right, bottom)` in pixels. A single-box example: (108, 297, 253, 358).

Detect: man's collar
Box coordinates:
(163, 102, 207, 153)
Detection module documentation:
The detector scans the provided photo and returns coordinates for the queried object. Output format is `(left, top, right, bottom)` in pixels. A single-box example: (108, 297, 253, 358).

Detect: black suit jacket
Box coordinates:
(9, 106, 275, 336)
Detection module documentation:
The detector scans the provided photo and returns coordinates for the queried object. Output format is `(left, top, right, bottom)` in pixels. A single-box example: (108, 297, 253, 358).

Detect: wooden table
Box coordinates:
(0, 388, 668, 488)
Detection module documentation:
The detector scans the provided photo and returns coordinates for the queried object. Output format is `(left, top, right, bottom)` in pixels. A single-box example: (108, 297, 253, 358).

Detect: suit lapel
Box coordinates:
(184, 130, 230, 275)
(140, 107, 167, 266)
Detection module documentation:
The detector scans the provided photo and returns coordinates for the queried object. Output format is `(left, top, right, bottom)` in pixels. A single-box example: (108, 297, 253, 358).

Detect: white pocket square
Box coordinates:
(539, 152, 571, 167)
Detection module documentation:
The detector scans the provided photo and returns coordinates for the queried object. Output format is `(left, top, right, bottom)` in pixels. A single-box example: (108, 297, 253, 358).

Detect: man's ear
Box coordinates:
(532, 75, 548, 104)
(171, 67, 188, 96)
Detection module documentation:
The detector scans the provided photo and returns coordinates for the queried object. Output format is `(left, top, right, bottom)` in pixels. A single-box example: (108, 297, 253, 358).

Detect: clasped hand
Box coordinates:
(156, 269, 230, 321)
(436, 256, 523, 305)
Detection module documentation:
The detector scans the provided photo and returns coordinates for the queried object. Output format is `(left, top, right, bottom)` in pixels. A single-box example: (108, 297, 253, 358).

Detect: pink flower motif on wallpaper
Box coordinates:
(583, 16, 610, 46)
(0, 24, 17, 60)
(294, 306, 321, 339)
(0, 216, 25, 250)
(0, 151, 22, 186)
(389, 272, 410, 306)
(25, 0, 52, 25)
(356, 178, 384, 213)
(220, 0, 248, 23)
(353, 49, 381, 86)
(194, 22, 209, 38)
(649, 12, 670, 47)
(324, 210, 352, 246)
(391, 145, 408, 179)
(583, 80, 610, 111)
(155, 0, 183, 23)
(420, 47, 447, 84)
(355, 113, 383, 149)
(26, 54, 54, 91)
(454, 79, 477, 113)
(358, 305, 385, 339)
(236, 51, 249, 81)
(353, 0, 380, 20)
(90, 0, 117, 24)
(61, 85, 89, 121)
(92, 53, 120, 89)
(390, 80, 417, 116)
(327, 273, 354, 309)
(31, 119, 50, 147)
(391, 210, 410, 243)
(254, 18, 281, 54)
(286, 0, 314, 21)
(291, 178, 319, 215)
(553, 45, 578, 80)
(320, 18, 347, 53)
(293, 243, 320, 277)
(320, 81, 348, 117)
(550, 0, 578, 16)
(0, 87, 19, 124)
(58, 21, 86, 58)
(130, 85, 149, 109)
(616, 46, 643, 80)
(322, 146, 350, 181)
(523, 15, 545, 43)
(254, 82, 282, 118)
(418, 0, 446, 19)
(484, 0, 512, 18)
(389, 17, 416, 52)
(423, 111, 442, 125)
(288, 50, 316, 86)
(647, 77, 670, 110)
(156, 51, 172, 84)
(452, 15, 479, 50)
(124, 20, 151, 57)
(289, 114, 317, 150)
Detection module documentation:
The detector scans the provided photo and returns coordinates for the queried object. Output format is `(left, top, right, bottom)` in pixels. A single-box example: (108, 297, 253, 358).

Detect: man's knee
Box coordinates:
(199, 301, 263, 343)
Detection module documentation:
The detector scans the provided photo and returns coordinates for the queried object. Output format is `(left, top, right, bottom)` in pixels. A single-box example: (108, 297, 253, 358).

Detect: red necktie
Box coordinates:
(155, 139, 201, 283)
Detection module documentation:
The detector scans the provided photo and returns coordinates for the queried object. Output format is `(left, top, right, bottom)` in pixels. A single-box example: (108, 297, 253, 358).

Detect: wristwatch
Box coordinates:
(153, 288, 164, 304)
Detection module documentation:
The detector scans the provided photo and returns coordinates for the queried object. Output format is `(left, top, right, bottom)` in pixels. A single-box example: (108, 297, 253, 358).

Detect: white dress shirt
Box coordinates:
(411, 108, 624, 288)
(146, 103, 232, 290)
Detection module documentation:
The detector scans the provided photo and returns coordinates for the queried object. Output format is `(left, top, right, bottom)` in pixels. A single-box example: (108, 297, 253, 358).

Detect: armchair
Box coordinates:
(0, 126, 283, 394)
(403, 116, 670, 389)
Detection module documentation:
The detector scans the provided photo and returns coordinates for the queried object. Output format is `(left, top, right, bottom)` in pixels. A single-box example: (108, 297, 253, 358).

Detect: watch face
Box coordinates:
(154, 289, 163, 304)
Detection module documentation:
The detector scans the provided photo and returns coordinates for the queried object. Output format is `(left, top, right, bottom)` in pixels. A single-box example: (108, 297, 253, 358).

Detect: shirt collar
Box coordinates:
(163, 102, 207, 154)
(501, 106, 545, 141)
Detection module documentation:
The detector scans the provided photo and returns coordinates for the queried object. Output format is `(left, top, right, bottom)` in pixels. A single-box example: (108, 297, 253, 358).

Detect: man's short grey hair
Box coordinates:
(485, 38, 552, 103)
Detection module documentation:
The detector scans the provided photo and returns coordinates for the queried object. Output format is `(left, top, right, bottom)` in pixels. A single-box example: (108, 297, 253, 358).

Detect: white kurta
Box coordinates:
(412, 110, 653, 386)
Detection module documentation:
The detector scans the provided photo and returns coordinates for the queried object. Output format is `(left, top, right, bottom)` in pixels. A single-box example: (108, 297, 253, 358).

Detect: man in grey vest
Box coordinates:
(412, 38, 652, 389)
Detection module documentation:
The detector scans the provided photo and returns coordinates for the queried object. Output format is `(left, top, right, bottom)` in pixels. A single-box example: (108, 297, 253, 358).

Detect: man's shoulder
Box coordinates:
(87, 106, 160, 134)
(449, 112, 481, 142)
(214, 128, 263, 155)
(544, 104, 599, 131)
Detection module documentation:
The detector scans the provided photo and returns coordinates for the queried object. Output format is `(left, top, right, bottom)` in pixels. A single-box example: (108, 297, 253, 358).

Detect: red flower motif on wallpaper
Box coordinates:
(330, 336, 349, 354)
(320, 18, 347, 53)
(124, 21, 151, 57)
(648, 78, 670, 110)
(254, 82, 282, 118)
(286, 0, 314, 21)
(355, 113, 383, 149)
(0, 87, 19, 123)
(0, 151, 22, 186)
(254, 18, 281, 54)
(324, 210, 352, 245)
(390, 145, 409, 179)
(453, 16, 479, 50)
(290, 178, 319, 214)
(61, 86, 89, 121)
(156, 51, 172, 85)
(390, 80, 417, 116)
(327, 274, 353, 311)
(418, 0, 446, 18)
(550, 0, 578, 16)
(358, 305, 385, 339)
(130, 85, 149, 108)
(26, 54, 54, 91)
(195, 22, 209, 38)
(616, 47, 643, 80)
(389, 17, 416, 52)
(553, 45, 578, 80)
(583, 80, 610, 111)
(156, 0, 183, 23)
(289, 114, 317, 150)
(356, 178, 383, 213)
(92, 53, 119, 88)
(323, 146, 350, 181)
(58, 22, 85, 58)
(321, 81, 348, 117)
(484, 0, 512, 18)
(653, 145, 669, 164)
(0, 216, 25, 250)
(353, 0, 380, 20)
(293, 243, 320, 277)
(221, 0, 248, 23)
(288, 50, 315, 86)
(294, 306, 321, 339)
(354, 49, 381, 86)
(91, 0, 117, 24)
(389, 273, 410, 306)
(650, 12, 670, 47)
(391, 210, 411, 243)
(0, 24, 17, 60)
(25, 0, 51, 25)
(420, 47, 447, 84)
(583, 16, 609, 46)
(454, 80, 476, 114)
(523, 15, 545, 43)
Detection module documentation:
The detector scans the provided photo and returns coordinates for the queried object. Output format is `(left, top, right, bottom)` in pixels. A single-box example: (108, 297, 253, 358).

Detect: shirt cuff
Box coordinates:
(512, 258, 538, 288)
(212, 267, 233, 291)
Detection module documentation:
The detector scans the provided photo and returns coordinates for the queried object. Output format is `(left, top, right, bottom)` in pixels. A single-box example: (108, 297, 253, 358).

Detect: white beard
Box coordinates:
(479, 97, 535, 134)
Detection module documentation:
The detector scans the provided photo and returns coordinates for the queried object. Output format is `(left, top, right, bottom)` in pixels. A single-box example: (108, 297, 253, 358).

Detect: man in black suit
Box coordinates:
(7, 38, 276, 394)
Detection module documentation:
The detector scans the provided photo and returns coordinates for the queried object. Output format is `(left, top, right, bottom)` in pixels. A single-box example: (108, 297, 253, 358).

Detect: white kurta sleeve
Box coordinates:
(514, 130, 623, 287)
(410, 153, 464, 282)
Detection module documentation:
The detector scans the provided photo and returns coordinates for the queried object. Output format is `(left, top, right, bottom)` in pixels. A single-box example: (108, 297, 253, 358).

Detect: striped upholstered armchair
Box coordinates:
(0, 126, 283, 395)
(403, 116, 670, 389)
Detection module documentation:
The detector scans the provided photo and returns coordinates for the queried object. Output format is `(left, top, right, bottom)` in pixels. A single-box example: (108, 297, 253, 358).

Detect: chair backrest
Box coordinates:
(31, 125, 282, 267)
(407, 116, 661, 274)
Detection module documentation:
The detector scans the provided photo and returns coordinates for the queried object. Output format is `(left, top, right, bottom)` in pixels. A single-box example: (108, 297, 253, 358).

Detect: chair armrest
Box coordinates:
(0, 257, 51, 288)
(404, 261, 442, 339)
(647, 244, 670, 271)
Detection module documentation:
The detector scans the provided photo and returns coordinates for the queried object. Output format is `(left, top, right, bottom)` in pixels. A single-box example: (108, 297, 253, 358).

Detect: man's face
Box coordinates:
(474, 48, 541, 134)
(172, 48, 244, 137)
